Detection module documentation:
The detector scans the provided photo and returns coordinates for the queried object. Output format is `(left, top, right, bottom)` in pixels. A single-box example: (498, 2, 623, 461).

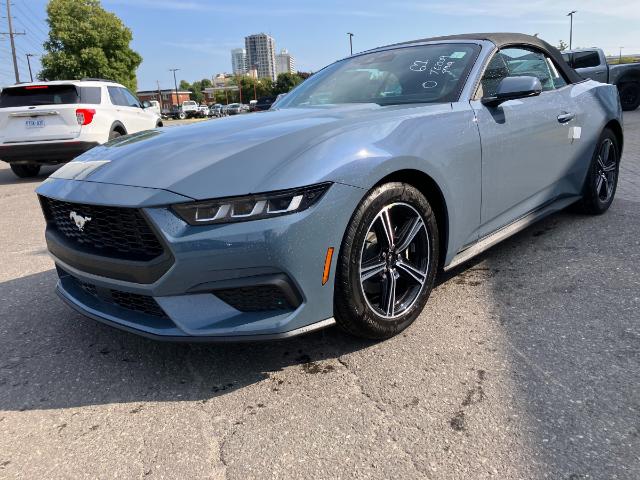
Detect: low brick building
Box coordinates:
(136, 89, 192, 110)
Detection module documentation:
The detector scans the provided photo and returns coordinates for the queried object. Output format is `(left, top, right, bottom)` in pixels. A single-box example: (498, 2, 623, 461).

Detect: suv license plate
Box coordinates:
(25, 119, 45, 128)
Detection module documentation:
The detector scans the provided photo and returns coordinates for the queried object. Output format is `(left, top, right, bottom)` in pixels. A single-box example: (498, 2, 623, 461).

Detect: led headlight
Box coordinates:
(172, 182, 332, 225)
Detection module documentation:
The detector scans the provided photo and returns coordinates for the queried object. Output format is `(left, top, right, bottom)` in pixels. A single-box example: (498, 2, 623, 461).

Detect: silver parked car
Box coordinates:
(36, 33, 623, 341)
(226, 103, 242, 115)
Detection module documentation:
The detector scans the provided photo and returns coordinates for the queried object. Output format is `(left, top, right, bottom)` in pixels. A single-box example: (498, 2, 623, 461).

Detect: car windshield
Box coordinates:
(276, 43, 480, 108)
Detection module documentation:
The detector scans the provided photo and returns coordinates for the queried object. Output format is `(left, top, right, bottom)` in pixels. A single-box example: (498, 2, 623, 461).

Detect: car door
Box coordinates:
(470, 47, 577, 237)
(120, 88, 155, 131)
(107, 86, 136, 133)
(120, 87, 155, 133)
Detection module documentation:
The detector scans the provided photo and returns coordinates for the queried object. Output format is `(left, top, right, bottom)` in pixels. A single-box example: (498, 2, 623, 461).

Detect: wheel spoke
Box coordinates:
(378, 208, 395, 249)
(600, 139, 611, 163)
(396, 260, 426, 286)
(605, 175, 614, 198)
(395, 215, 425, 253)
(381, 272, 397, 316)
(596, 175, 605, 196)
(360, 260, 386, 282)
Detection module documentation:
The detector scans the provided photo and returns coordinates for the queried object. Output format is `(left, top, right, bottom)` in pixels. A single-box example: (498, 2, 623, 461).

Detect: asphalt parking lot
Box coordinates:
(0, 111, 639, 480)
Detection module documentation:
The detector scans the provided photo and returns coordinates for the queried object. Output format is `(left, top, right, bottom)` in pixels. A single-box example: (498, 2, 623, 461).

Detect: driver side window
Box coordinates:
(480, 47, 568, 97)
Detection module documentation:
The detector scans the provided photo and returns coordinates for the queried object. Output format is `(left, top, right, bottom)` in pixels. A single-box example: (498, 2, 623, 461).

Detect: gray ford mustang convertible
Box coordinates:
(37, 33, 623, 341)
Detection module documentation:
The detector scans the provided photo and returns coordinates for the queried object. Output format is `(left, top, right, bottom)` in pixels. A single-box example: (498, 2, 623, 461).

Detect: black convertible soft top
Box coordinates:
(385, 32, 583, 84)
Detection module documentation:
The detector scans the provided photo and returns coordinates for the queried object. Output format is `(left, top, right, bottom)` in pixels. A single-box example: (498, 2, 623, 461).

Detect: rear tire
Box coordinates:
(575, 128, 620, 215)
(334, 182, 439, 340)
(10, 163, 41, 178)
(108, 130, 122, 140)
(619, 82, 640, 111)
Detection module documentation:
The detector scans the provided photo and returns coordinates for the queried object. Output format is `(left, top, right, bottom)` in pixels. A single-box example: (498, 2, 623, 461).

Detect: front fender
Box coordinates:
(276, 103, 483, 265)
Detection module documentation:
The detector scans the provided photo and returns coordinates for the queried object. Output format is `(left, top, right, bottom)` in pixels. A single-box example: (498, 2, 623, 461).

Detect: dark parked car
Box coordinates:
(563, 48, 640, 111)
(254, 95, 277, 111)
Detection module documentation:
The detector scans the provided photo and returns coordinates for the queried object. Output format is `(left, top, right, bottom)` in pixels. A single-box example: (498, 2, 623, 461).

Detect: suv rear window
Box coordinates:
(0, 85, 101, 107)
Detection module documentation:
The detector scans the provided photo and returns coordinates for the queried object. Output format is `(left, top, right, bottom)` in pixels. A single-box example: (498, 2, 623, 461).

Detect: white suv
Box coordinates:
(0, 79, 162, 178)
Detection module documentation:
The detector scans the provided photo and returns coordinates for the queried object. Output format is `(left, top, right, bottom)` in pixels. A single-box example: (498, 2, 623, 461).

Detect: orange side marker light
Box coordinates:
(322, 247, 334, 285)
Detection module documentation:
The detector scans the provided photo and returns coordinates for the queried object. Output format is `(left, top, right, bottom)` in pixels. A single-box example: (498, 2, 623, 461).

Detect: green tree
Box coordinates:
(189, 80, 204, 104)
(273, 72, 303, 95)
(179, 80, 191, 90)
(39, 0, 142, 91)
(557, 40, 569, 51)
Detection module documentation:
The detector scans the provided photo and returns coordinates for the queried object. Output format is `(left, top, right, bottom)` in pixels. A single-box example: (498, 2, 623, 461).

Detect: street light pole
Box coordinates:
(567, 10, 577, 50)
(347, 32, 354, 55)
(169, 68, 180, 107)
(25, 54, 34, 82)
(619, 47, 624, 64)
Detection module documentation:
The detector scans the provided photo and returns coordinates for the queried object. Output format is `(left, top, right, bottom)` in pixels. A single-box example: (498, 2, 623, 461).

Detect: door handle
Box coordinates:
(557, 112, 575, 124)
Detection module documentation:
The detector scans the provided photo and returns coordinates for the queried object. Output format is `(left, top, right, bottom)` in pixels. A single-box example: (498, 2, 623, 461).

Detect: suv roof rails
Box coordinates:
(80, 78, 117, 83)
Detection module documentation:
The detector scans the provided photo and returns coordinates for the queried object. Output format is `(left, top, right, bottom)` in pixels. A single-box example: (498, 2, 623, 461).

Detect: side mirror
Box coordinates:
(141, 100, 151, 109)
(482, 76, 543, 107)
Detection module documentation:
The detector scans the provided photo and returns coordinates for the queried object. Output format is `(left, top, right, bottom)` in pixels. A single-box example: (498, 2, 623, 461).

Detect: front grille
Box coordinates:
(62, 269, 168, 318)
(214, 285, 295, 312)
(40, 196, 164, 262)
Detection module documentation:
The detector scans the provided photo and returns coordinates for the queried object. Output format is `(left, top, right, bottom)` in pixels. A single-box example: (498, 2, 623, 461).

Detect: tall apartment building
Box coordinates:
(245, 33, 277, 81)
(231, 48, 247, 75)
(275, 48, 296, 75)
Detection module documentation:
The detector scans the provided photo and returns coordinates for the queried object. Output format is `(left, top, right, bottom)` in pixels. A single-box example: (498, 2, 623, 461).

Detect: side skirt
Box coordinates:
(444, 195, 581, 271)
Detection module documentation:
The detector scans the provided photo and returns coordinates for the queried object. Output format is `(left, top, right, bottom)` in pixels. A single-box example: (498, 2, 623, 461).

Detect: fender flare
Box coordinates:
(109, 121, 127, 135)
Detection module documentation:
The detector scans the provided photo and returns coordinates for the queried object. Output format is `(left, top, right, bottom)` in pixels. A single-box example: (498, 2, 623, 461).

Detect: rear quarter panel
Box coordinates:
(566, 80, 622, 189)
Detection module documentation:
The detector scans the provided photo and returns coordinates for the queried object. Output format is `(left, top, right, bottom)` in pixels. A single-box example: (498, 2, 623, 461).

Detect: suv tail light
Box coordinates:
(76, 108, 96, 125)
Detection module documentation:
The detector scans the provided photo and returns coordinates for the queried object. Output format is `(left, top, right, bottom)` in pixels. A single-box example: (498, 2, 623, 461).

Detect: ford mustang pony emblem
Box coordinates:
(69, 211, 91, 231)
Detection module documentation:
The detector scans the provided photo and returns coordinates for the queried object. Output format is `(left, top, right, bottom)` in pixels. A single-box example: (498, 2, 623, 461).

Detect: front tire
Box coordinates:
(334, 183, 439, 340)
(10, 163, 41, 178)
(575, 128, 620, 215)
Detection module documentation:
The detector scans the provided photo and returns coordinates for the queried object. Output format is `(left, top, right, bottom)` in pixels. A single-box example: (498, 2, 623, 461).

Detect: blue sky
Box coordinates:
(2, 0, 640, 91)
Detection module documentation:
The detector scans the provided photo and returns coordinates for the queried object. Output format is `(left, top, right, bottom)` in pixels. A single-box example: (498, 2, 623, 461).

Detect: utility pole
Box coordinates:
(2, 1, 26, 83)
(619, 47, 624, 64)
(567, 11, 577, 50)
(25, 54, 34, 82)
(169, 68, 179, 107)
(347, 32, 354, 55)
(156, 80, 163, 110)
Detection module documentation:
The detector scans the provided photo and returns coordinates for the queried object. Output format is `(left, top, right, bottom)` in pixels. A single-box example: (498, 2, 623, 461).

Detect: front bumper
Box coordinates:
(37, 179, 364, 340)
(0, 140, 99, 164)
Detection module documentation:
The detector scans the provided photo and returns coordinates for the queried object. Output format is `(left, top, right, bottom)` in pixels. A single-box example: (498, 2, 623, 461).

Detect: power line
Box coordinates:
(0, 0, 26, 82)
(17, 0, 49, 34)
(14, 17, 46, 48)
(13, 1, 49, 38)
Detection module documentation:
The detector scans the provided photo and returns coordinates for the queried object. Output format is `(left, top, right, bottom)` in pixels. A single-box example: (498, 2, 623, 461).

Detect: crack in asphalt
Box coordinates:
(185, 345, 228, 480)
(336, 355, 433, 478)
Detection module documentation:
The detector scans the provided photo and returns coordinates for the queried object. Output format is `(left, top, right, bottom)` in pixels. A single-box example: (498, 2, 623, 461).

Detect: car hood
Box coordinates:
(51, 104, 440, 200)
